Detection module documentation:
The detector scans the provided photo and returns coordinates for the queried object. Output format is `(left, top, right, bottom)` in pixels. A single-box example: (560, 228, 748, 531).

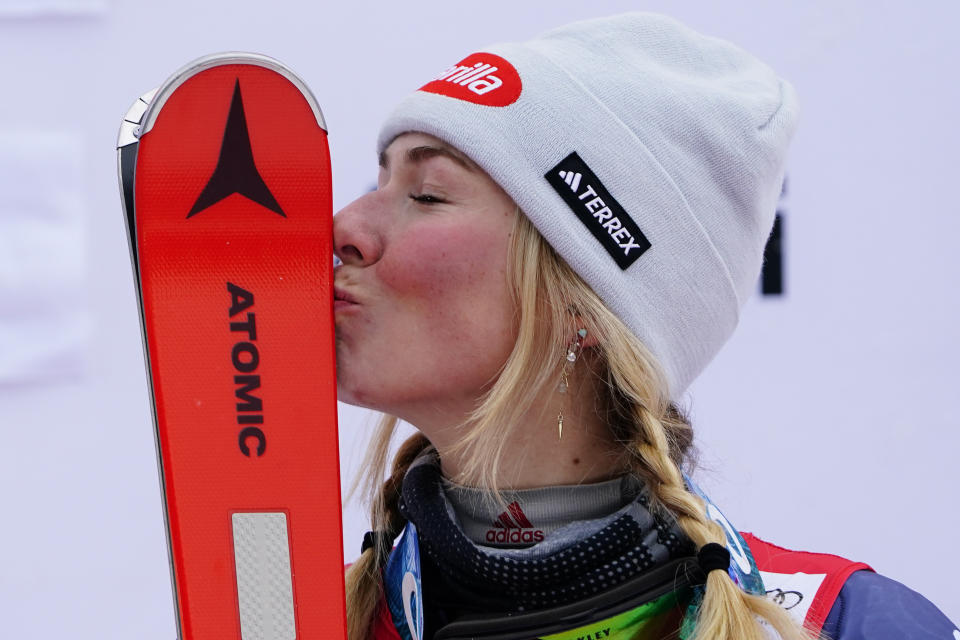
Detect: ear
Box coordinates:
(567, 322, 599, 349)
(565, 305, 599, 349)
(578, 327, 599, 349)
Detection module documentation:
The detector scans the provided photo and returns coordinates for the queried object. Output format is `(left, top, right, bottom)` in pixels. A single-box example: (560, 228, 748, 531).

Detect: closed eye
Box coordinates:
(409, 193, 446, 204)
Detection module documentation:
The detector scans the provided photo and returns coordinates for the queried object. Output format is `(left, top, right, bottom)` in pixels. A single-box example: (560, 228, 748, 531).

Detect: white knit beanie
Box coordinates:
(377, 12, 799, 400)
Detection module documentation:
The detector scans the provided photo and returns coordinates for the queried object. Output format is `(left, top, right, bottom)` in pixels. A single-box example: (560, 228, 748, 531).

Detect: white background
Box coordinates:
(1, 1, 958, 637)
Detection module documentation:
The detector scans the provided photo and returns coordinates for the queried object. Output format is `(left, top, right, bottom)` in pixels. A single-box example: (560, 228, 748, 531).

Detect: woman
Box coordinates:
(334, 13, 956, 640)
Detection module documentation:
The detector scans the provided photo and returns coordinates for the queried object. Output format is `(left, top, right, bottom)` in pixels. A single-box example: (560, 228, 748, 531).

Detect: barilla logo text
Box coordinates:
(545, 152, 651, 270)
(419, 52, 522, 107)
(486, 501, 544, 544)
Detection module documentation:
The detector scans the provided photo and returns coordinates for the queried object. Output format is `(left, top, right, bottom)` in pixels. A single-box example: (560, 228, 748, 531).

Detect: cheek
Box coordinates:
(376, 220, 516, 376)
(380, 224, 508, 301)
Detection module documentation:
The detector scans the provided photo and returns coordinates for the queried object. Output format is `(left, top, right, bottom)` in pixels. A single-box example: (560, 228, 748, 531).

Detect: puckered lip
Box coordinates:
(333, 286, 359, 304)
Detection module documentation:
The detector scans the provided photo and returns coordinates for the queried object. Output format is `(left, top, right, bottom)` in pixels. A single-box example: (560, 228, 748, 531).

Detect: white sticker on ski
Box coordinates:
(232, 512, 296, 639)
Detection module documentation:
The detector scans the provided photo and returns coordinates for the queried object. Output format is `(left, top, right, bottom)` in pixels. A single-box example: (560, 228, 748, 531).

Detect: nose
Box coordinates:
(333, 191, 383, 267)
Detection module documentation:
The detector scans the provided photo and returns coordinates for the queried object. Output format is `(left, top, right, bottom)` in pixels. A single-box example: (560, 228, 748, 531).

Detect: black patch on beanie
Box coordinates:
(545, 152, 651, 269)
(761, 212, 784, 295)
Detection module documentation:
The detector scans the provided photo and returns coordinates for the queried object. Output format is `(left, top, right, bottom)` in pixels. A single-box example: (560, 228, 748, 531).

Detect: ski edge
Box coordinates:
(116, 84, 185, 640)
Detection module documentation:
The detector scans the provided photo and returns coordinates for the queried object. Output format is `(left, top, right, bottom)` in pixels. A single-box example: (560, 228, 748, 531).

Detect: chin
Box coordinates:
(335, 378, 382, 413)
(334, 380, 361, 408)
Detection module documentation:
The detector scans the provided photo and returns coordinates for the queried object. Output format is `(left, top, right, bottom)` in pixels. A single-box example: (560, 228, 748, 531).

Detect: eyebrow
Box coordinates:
(378, 145, 477, 172)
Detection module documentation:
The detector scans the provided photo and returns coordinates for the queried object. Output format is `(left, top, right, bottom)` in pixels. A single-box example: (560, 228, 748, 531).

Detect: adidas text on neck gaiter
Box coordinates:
(442, 476, 636, 548)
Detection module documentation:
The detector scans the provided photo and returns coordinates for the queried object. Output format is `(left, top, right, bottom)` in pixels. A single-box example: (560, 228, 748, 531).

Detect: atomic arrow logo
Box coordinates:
(188, 79, 285, 218)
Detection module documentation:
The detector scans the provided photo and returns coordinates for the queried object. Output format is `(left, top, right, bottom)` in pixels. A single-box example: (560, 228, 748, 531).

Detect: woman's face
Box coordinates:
(333, 133, 518, 428)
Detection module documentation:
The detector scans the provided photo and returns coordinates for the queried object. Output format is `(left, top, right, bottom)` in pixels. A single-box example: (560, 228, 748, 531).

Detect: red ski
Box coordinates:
(116, 53, 343, 640)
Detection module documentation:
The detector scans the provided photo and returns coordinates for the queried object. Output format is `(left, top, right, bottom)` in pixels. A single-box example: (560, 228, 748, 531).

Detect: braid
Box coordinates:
(345, 423, 431, 640)
(628, 404, 705, 526)
(589, 269, 812, 639)
(383, 432, 432, 533)
(623, 403, 813, 640)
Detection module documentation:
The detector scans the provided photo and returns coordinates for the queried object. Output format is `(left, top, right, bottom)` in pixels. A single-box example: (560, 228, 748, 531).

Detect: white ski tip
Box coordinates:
(117, 87, 159, 148)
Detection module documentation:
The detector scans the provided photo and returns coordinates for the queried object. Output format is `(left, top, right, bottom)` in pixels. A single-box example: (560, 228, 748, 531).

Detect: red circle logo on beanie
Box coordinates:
(418, 52, 521, 107)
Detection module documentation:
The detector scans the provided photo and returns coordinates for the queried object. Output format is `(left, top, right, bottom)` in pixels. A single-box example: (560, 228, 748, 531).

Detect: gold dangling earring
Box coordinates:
(558, 368, 569, 440)
(557, 329, 587, 440)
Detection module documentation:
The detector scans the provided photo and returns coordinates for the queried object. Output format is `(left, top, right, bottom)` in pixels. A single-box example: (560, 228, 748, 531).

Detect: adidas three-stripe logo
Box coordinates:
(558, 170, 582, 192)
(493, 501, 534, 529)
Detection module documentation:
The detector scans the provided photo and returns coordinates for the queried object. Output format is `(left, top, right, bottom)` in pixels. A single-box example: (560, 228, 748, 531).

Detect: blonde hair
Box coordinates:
(345, 211, 813, 640)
